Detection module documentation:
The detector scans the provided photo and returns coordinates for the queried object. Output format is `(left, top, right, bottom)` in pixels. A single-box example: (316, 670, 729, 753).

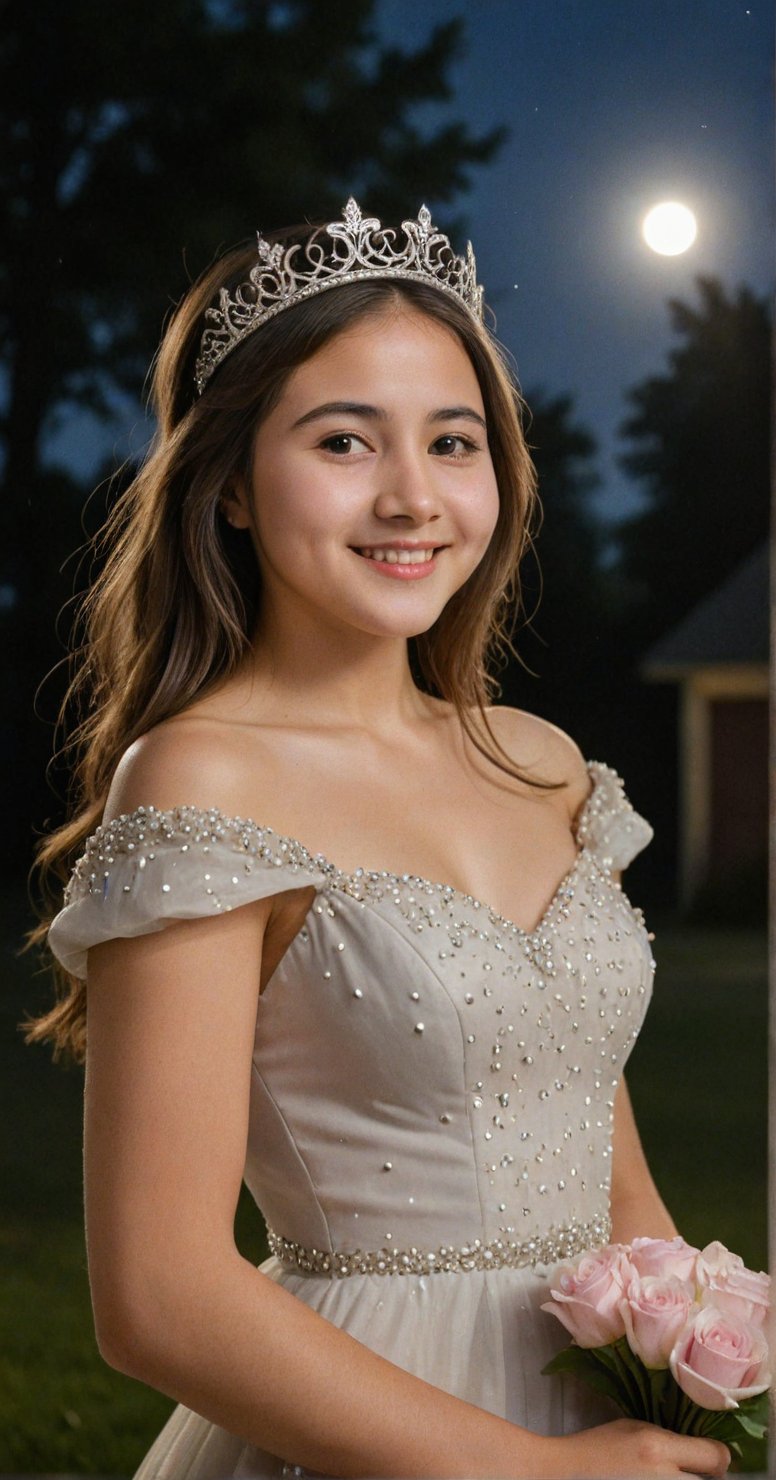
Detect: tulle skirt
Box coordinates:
(132, 1253, 614, 1479)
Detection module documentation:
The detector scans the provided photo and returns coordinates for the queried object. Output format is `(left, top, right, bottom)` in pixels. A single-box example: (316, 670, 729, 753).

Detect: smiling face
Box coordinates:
(226, 303, 501, 646)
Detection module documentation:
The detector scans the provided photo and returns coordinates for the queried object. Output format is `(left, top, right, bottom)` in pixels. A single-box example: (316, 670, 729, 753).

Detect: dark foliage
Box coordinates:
(615, 276, 770, 647)
(1, 0, 505, 864)
(501, 389, 612, 747)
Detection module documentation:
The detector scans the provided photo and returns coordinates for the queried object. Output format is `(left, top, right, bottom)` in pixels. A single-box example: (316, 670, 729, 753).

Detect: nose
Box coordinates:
(372, 447, 443, 524)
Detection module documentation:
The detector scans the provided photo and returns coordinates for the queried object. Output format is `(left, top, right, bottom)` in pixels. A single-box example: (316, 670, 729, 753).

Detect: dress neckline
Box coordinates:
(79, 760, 618, 944)
(339, 849, 591, 944)
(271, 758, 615, 940)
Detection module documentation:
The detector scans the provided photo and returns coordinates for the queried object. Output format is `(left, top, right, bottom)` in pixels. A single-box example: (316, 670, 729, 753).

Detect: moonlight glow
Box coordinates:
(642, 201, 698, 256)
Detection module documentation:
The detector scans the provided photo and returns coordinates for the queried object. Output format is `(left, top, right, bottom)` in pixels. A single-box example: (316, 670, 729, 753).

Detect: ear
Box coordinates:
(220, 478, 252, 530)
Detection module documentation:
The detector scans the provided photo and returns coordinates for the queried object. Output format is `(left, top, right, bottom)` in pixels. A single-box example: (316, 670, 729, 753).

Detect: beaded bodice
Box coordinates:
(49, 761, 655, 1275)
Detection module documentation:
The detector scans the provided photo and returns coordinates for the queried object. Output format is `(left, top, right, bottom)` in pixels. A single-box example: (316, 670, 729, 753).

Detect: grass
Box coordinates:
(1, 886, 767, 1472)
(625, 921, 767, 1268)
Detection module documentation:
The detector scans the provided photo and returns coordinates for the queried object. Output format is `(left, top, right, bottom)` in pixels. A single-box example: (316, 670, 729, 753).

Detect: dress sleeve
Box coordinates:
(574, 760, 654, 874)
(47, 805, 328, 979)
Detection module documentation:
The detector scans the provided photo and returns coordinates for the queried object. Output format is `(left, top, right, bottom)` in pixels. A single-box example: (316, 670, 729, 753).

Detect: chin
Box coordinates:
(346, 576, 477, 636)
(338, 597, 455, 640)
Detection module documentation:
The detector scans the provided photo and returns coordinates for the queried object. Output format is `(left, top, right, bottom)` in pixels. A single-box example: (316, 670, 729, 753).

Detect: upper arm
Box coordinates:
(85, 723, 274, 1349)
(104, 718, 252, 822)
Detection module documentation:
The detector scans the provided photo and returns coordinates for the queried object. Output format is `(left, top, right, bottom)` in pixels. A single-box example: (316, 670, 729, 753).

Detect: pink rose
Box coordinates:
(629, 1235, 699, 1286)
(620, 1274, 697, 1369)
(696, 1241, 770, 1328)
(669, 1305, 771, 1411)
(541, 1245, 634, 1347)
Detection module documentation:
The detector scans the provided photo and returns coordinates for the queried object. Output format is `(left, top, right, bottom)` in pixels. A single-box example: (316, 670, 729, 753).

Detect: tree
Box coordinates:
(1, 0, 504, 861)
(2, 0, 503, 555)
(615, 276, 770, 644)
(499, 390, 612, 750)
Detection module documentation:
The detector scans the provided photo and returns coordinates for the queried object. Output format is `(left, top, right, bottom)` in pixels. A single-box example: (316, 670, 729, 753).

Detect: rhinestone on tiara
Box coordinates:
(194, 197, 485, 394)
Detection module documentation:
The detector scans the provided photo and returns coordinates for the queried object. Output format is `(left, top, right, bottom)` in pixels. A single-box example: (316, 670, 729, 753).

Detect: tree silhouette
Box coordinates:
(2, 0, 505, 863)
(616, 276, 770, 644)
(499, 390, 612, 751)
(2, 0, 504, 545)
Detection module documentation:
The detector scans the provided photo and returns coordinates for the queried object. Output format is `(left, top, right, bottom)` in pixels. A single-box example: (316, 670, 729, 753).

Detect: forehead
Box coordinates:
(279, 304, 484, 409)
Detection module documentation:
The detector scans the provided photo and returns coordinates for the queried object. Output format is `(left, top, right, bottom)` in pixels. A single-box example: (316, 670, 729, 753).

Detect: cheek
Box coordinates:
(251, 473, 328, 554)
(471, 473, 501, 548)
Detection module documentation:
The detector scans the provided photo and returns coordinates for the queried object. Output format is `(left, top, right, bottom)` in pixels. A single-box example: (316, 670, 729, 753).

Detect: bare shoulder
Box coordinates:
(103, 714, 276, 825)
(485, 705, 591, 820)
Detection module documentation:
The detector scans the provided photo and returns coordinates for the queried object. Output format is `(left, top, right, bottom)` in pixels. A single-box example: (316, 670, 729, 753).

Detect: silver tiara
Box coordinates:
(194, 197, 485, 394)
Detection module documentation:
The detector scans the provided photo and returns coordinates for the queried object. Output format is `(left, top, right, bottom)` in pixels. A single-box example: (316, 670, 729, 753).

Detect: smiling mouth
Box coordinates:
(353, 546, 443, 565)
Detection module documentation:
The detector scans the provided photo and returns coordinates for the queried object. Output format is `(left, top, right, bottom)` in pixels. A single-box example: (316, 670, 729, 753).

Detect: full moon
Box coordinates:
(642, 201, 697, 256)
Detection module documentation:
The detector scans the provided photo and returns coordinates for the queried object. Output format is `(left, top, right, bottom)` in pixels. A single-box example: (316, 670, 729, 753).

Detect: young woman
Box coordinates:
(33, 201, 728, 1479)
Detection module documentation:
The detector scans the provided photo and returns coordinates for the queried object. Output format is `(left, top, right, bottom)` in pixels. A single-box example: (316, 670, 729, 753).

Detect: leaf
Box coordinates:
(728, 1425, 768, 1474)
(542, 1346, 588, 1377)
(678, 1394, 769, 1467)
(542, 1345, 633, 1413)
(734, 1410, 768, 1441)
(736, 1390, 769, 1427)
(691, 1390, 769, 1445)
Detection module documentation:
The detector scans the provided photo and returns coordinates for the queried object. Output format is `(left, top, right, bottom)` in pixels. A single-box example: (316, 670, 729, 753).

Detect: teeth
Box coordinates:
(360, 548, 434, 564)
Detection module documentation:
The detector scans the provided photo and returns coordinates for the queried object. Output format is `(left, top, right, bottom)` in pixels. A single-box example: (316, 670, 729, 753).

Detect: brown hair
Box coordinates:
(25, 227, 541, 1063)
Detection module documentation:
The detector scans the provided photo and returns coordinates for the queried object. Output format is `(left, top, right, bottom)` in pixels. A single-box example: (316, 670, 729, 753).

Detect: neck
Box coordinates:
(242, 608, 435, 734)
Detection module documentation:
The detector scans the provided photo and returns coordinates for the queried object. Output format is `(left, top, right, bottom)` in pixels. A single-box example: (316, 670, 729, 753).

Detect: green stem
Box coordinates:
(676, 1390, 695, 1434)
(666, 1374, 683, 1432)
(610, 1340, 650, 1420)
(648, 1367, 671, 1428)
(679, 1395, 732, 1438)
(586, 1345, 634, 1415)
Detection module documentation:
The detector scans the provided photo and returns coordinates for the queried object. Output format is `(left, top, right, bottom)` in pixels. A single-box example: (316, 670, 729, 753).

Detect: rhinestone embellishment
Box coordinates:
(64, 762, 650, 940)
(54, 761, 655, 1263)
(267, 1214, 611, 1278)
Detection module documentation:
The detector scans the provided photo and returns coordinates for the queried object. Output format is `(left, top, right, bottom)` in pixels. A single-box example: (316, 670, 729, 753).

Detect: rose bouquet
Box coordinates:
(541, 1238, 770, 1465)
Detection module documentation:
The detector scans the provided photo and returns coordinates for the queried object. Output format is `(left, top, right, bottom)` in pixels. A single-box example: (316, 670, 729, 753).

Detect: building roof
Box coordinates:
(644, 541, 769, 671)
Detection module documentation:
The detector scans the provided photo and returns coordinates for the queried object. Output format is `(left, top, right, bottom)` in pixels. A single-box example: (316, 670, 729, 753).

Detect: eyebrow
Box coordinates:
(291, 401, 488, 432)
(291, 401, 387, 429)
(429, 406, 488, 432)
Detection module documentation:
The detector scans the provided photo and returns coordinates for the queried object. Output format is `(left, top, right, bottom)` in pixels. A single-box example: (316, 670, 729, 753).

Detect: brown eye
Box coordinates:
(431, 433, 477, 456)
(322, 435, 353, 454)
(319, 433, 369, 455)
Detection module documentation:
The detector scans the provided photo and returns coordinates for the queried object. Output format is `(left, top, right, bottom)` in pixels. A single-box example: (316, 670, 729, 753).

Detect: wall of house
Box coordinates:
(709, 696, 768, 874)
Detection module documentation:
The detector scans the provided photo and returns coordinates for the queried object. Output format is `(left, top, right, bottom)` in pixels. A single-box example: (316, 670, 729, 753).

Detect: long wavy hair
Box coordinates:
(25, 224, 542, 1064)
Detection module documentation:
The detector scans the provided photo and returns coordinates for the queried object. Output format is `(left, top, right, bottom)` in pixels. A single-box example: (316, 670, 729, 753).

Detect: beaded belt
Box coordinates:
(266, 1213, 611, 1278)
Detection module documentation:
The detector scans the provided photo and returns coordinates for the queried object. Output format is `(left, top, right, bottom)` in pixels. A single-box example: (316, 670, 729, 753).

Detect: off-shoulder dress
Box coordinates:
(49, 760, 655, 1479)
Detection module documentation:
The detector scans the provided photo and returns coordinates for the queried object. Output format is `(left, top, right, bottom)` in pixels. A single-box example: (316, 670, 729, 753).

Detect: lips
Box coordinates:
(350, 544, 444, 579)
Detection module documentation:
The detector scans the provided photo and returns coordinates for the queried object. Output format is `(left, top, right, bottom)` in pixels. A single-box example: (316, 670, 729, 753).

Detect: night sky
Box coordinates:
(47, 1, 772, 524)
(378, 0, 772, 520)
